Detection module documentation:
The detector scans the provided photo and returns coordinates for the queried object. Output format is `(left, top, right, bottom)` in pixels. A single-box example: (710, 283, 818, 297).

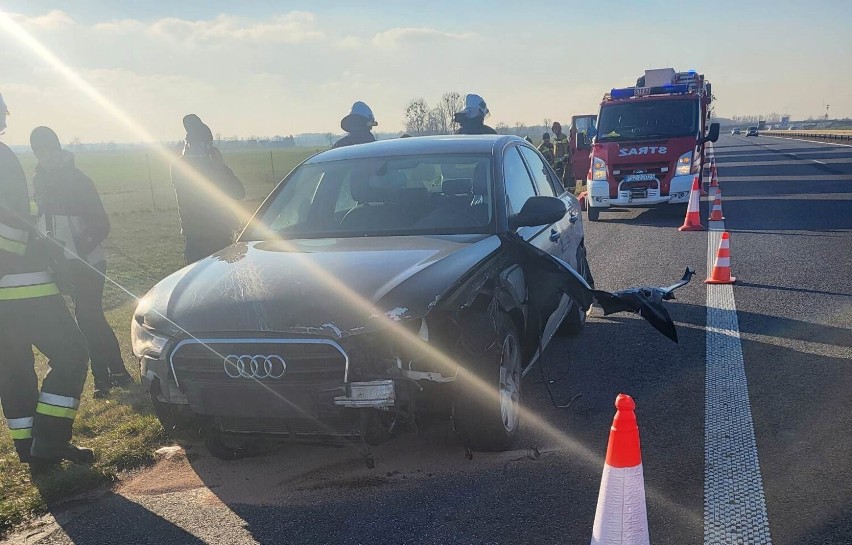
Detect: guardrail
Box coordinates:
(761, 131, 852, 142)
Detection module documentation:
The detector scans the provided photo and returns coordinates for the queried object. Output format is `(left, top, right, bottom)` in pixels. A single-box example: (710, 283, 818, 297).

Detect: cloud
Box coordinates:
(9, 9, 75, 29)
(372, 27, 476, 49)
(146, 12, 325, 45)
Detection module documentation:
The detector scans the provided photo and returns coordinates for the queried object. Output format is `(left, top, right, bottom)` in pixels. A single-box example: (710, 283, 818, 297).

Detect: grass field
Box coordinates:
(0, 147, 318, 534)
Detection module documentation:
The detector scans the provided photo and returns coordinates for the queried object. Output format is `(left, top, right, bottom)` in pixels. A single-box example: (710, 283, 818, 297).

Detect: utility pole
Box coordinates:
(825, 104, 830, 120)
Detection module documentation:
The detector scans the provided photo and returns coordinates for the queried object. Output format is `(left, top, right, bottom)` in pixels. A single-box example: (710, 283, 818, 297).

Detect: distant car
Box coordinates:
(746, 127, 758, 137)
(731, 128, 741, 135)
(133, 135, 596, 455)
(788, 125, 797, 130)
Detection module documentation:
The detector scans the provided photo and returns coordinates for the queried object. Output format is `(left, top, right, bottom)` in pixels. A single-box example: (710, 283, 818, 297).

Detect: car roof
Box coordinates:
(306, 135, 523, 164)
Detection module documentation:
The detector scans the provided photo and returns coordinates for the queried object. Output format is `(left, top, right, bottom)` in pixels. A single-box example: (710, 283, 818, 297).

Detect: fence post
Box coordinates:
(146, 153, 157, 210)
(270, 151, 276, 184)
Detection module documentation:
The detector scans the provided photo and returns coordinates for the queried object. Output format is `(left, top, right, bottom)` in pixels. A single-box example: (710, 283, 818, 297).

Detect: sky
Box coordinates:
(1, 0, 851, 144)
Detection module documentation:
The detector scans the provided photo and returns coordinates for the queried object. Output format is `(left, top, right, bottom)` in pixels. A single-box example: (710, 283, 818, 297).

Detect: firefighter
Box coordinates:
(454, 94, 497, 135)
(538, 133, 555, 164)
(0, 92, 93, 467)
(30, 126, 132, 398)
(171, 114, 245, 264)
(551, 122, 572, 187)
(333, 102, 378, 148)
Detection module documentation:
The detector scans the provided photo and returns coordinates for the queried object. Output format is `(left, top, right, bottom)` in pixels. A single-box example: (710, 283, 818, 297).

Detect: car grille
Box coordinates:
(169, 338, 349, 421)
(170, 338, 347, 385)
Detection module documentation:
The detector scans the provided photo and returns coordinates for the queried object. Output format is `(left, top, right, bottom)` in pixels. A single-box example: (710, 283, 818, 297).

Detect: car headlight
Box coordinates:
(592, 157, 607, 181)
(675, 151, 693, 175)
(131, 317, 170, 359)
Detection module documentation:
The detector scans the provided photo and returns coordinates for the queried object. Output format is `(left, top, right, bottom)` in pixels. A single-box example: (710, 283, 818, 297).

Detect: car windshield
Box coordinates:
(243, 153, 494, 239)
(597, 99, 699, 141)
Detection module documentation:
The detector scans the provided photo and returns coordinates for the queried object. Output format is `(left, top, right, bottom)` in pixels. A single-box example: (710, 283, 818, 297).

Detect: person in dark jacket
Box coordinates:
(538, 133, 555, 164)
(1, 96, 93, 468)
(171, 114, 245, 264)
(454, 94, 497, 135)
(30, 126, 131, 398)
(333, 102, 378, 148)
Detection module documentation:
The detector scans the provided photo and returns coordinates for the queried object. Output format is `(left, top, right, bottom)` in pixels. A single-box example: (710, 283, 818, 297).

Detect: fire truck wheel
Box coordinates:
(587, 206, 600, 222)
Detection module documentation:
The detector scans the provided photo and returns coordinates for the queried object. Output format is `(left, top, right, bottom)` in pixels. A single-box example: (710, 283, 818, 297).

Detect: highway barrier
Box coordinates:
(762, 130, 852, 143)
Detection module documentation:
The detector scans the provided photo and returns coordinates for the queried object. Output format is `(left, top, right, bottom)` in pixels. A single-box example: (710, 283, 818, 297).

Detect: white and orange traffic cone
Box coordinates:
(708, 187, 725, 221)
(578, 191, 588, 212)
(710, 159, 719, 190)
(591, 394, 649, 545)
(678, 176, 705, 231)
(705, 231, 736, 284)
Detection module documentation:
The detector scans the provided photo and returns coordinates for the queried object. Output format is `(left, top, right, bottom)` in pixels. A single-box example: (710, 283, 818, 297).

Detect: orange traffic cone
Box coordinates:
(708, 187, 725, 221)
(578, 191, 588, 212)
(710, 159, 719, 189)
(678, 176, 705, 231)
(591, 394, 649, 545)
(706, 232, 736, 284)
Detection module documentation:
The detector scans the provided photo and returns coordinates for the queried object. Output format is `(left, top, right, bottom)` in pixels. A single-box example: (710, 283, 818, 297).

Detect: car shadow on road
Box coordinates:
(589, 205, 687, 228)
(22, 484, 206, 545)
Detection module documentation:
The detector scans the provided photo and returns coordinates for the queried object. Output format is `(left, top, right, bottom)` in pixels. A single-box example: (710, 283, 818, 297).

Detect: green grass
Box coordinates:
(0, 147, 318, 535)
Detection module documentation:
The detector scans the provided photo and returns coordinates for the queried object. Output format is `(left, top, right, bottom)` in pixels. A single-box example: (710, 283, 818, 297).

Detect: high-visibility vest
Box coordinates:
(0, 219, 59, 301)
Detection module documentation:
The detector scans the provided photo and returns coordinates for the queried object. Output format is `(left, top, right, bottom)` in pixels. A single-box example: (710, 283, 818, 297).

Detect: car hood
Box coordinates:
(593, 136, 696, 166)
(136, 235, 501, 338)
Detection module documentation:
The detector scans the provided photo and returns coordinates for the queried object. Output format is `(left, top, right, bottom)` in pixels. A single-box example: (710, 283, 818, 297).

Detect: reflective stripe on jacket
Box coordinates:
(0, 271, 59, 300)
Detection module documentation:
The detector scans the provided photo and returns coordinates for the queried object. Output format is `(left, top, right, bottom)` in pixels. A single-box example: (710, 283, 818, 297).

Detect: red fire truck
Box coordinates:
(585, 68, 719, 221)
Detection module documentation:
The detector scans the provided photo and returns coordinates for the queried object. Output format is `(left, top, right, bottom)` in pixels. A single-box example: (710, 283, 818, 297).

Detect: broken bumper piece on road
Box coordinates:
(334, 380, 396, 409)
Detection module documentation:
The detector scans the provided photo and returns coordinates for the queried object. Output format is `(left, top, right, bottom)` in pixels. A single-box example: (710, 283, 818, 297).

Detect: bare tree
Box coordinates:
(438, 91, 464, 134)
(404, 98, 430, 136)
(324, 132, 335, 147)
(495, 122, 509, 134)
(426, 107, 443, 135)
(542, 118, 552, 133)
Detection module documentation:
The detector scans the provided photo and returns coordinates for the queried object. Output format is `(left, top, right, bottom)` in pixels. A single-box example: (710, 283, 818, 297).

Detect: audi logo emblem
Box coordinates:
(224, 355, 287, 379)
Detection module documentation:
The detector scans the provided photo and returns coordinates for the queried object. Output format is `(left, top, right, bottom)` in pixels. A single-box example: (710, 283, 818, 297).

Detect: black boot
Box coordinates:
(31, 440, 95, 465)
(110, 370, 134, 387)
(93, 379, 112, 399)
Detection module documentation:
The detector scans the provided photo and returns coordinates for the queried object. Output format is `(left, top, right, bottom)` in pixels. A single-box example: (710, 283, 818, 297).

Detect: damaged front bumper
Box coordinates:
(334, 380, 396, 408)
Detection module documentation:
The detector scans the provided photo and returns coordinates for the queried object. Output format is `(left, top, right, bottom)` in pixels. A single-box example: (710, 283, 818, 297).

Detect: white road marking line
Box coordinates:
(761, 135, 852, 148)
(705, 222, 773, 545)
(812, 160, 827, 165)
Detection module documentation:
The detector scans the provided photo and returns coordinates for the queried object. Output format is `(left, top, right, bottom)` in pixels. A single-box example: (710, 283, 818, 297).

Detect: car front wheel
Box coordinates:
(453, 313, 521, 451)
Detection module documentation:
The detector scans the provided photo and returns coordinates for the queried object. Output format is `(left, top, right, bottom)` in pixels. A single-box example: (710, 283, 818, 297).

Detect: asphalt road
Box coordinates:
(7, 135, 851, 545)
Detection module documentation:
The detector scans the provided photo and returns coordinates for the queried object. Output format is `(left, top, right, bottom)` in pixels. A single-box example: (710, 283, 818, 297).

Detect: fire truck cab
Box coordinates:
(586, 68, 719, 221)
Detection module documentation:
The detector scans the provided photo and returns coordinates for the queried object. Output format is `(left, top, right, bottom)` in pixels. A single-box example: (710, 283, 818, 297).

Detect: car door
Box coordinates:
(503, 145, 557, 255)
(503, 145, 571, 348)
(517, 145, 580, 269)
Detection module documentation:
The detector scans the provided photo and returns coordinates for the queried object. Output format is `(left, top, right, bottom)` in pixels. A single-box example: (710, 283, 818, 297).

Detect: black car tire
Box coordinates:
(204, 431, 256, 461)
(453, 313, 521, 452)
(587, 206, 600, 222)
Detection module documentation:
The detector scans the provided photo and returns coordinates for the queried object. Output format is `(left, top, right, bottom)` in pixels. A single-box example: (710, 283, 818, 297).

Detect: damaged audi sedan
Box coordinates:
(133, 135, 597, 456)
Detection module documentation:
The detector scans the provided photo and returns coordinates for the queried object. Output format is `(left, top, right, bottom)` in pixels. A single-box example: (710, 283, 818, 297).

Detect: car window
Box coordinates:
(503, 147, 537, 216)
(246, 153, 494, 239)
(519, 146, 557, 197)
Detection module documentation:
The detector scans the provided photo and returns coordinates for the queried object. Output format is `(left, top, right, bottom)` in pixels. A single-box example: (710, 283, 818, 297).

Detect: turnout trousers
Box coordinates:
(68, 260, 125, 383)
(0, 294, 89, 461)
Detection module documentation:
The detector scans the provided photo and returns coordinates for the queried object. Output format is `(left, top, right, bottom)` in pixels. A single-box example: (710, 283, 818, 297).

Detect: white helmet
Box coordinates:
(458, 93, 489, 119)
(348, 101, 378, 126)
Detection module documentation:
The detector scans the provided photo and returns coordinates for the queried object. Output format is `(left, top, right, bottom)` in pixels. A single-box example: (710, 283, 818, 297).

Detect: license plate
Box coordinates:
(624, 174, 655, 182)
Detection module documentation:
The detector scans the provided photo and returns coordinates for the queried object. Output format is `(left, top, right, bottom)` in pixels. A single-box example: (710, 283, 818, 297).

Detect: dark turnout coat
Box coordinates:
(171, 152, 245, 241)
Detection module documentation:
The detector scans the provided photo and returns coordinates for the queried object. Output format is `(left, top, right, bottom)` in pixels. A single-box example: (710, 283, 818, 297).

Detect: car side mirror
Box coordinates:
(511, 196, 567, 229)
(705, 122, 720, 143)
